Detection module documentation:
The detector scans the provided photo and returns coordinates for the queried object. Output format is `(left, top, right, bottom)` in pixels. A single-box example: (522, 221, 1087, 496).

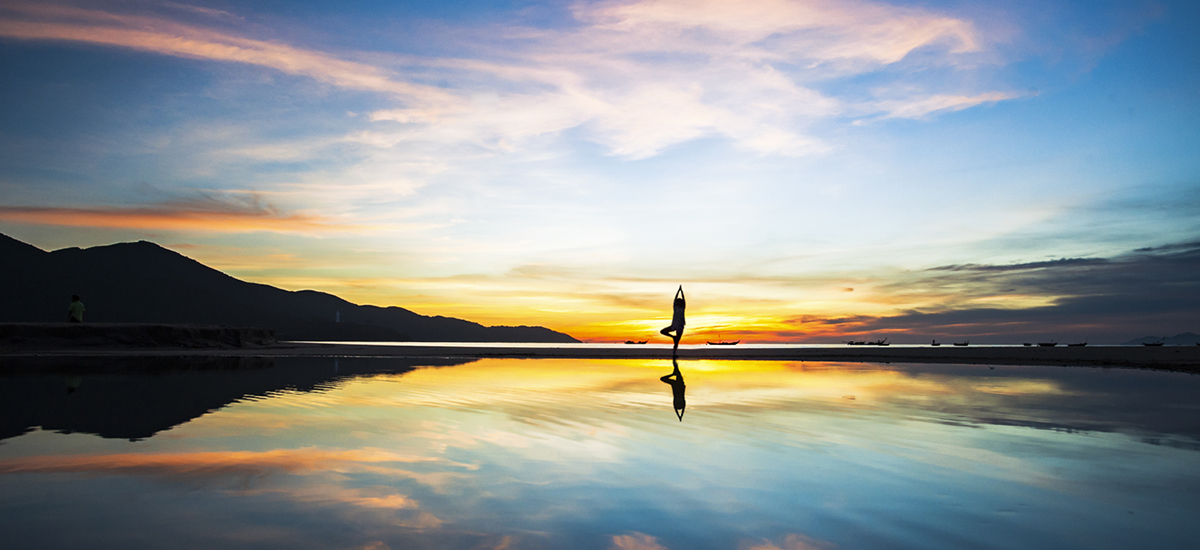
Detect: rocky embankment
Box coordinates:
(0, 323, 275, 350)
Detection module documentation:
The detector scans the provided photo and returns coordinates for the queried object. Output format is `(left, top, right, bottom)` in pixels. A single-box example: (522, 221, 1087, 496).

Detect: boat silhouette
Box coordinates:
(625, 340, 648, 344)
(953, 341, 969, 346)
(708, 332, 739, 345)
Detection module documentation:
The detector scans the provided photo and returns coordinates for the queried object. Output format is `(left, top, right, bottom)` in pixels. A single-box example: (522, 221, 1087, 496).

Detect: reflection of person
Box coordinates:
(67, 295, 86, 323)
(659, 286, 686, 353)
(660, 358, 686, 421)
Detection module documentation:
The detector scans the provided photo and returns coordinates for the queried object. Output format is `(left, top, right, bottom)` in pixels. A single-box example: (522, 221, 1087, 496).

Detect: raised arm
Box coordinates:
(676, 286, 685, 301)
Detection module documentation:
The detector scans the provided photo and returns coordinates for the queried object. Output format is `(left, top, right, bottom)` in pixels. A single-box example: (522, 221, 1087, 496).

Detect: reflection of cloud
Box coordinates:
(0, 193, 360, 234)
(0, 446, 450, 526)
(611, 532, 667, 550)
(0, 447, 447, 478)
(746, 533, 836, 550)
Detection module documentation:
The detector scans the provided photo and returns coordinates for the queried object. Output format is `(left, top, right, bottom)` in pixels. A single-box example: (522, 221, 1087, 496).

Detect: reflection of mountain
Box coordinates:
(0, 233, 578, 342)
(0, 356, 476, 442)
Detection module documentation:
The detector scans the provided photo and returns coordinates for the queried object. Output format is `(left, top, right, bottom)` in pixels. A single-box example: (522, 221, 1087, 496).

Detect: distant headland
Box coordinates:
(0, 233, 579, 343)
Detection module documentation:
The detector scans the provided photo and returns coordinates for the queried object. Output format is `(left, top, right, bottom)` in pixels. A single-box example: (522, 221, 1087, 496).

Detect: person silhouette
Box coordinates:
(67, 295, 86, 323)
(659, 286, 686, 354)
(660, 358, 686, 421)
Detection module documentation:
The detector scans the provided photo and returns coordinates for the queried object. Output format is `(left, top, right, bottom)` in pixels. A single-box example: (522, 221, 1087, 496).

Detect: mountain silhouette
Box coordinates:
(0, 233, 578, 342)
(1120, 332, 1200, 346)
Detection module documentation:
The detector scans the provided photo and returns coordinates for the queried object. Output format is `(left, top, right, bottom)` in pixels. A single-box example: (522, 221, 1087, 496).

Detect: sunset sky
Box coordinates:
(1, 0, 1197, 342)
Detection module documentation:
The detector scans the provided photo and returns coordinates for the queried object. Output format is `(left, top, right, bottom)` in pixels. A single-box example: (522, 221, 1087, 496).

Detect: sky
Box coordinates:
(0, 0, 1197, 343)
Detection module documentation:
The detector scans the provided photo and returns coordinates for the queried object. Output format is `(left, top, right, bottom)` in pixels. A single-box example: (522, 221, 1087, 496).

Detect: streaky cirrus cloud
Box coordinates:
(0, 0, 1018, 161)
(575, 0, 980, 63)
(0, 193, 360, 234)
(368, 0, 1010, 158)
(0, 1, 455, 104)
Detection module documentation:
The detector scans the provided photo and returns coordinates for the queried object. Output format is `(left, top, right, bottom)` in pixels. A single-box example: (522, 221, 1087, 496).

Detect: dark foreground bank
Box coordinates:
(0, 323, 275, 349)
(2, 336, 1199, 373)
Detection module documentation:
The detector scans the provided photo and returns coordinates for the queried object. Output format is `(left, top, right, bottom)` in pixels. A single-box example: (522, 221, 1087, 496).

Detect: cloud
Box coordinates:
(870, 91, 1019, 120)
(817, 241, 1200, 341)
(0, 0, 1016, 160)
(0, 2, 454, 104)
(0, 193, 361, 234)
(574, 0, 980, 64)
(367, 0, 1002, 158)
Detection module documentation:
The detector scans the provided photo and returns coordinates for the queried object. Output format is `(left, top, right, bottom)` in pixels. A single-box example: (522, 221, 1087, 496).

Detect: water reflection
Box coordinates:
(660, 358, 686, 421)
(1, 358, 1198, 550)
(0, 355, 475, 441)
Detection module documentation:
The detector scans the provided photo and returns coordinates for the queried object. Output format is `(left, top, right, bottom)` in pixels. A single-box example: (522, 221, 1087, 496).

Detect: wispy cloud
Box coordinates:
(0, 2, 454, 103)
(0, 0, 1016, 159)
(870, 91, 1019, 120)
(0, 193, 360, 234)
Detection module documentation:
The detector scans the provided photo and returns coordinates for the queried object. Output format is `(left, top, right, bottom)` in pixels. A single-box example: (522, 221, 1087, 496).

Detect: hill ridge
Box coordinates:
(0, 234, 578, 343)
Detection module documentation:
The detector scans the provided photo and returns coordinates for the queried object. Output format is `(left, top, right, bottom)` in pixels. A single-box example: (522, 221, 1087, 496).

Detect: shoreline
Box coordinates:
(3, 341, 1199, 372)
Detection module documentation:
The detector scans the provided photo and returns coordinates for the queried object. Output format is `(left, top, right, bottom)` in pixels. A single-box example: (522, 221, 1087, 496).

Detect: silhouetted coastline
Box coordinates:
(0, 233, 579, 343)
(3, 342, 1197, 372)
(0, 323, 275, 350)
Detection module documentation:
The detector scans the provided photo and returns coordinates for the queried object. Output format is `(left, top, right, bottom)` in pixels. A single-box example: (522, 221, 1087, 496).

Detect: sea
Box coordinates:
(1, 355, 1197, 549)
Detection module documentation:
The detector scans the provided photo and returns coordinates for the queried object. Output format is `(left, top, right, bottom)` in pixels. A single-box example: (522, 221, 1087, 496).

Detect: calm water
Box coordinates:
(2, 357, 1198, 549)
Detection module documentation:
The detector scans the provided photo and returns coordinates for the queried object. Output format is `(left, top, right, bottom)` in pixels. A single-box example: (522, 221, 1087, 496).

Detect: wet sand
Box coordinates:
(3, 340, 1199, 372)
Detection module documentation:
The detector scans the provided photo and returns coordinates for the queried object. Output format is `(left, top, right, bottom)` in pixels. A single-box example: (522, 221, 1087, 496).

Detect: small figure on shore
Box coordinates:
(67, 295, 86, 323)
(660, 358, 686, 421)
(659, 286, 686, 353)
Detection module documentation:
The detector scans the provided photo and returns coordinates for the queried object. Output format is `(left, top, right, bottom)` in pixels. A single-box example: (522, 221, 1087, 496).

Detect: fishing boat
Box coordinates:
(1068, 342, 1087, 347)
(1038, 342, 1057, 347)
(624, 340, 647, 345)
(1023, 343, 1033, 347)
(1143, 341, 1164, 347)
(931, 340, 940, 346)
(846, 341, 867, 346)
(707, 340, 740, 345)
(953, 341, 969, 347)
(868, 338, 889, 346)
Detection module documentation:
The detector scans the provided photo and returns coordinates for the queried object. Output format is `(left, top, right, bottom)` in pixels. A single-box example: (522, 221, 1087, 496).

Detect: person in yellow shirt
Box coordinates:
(67, 295, 85, 322)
